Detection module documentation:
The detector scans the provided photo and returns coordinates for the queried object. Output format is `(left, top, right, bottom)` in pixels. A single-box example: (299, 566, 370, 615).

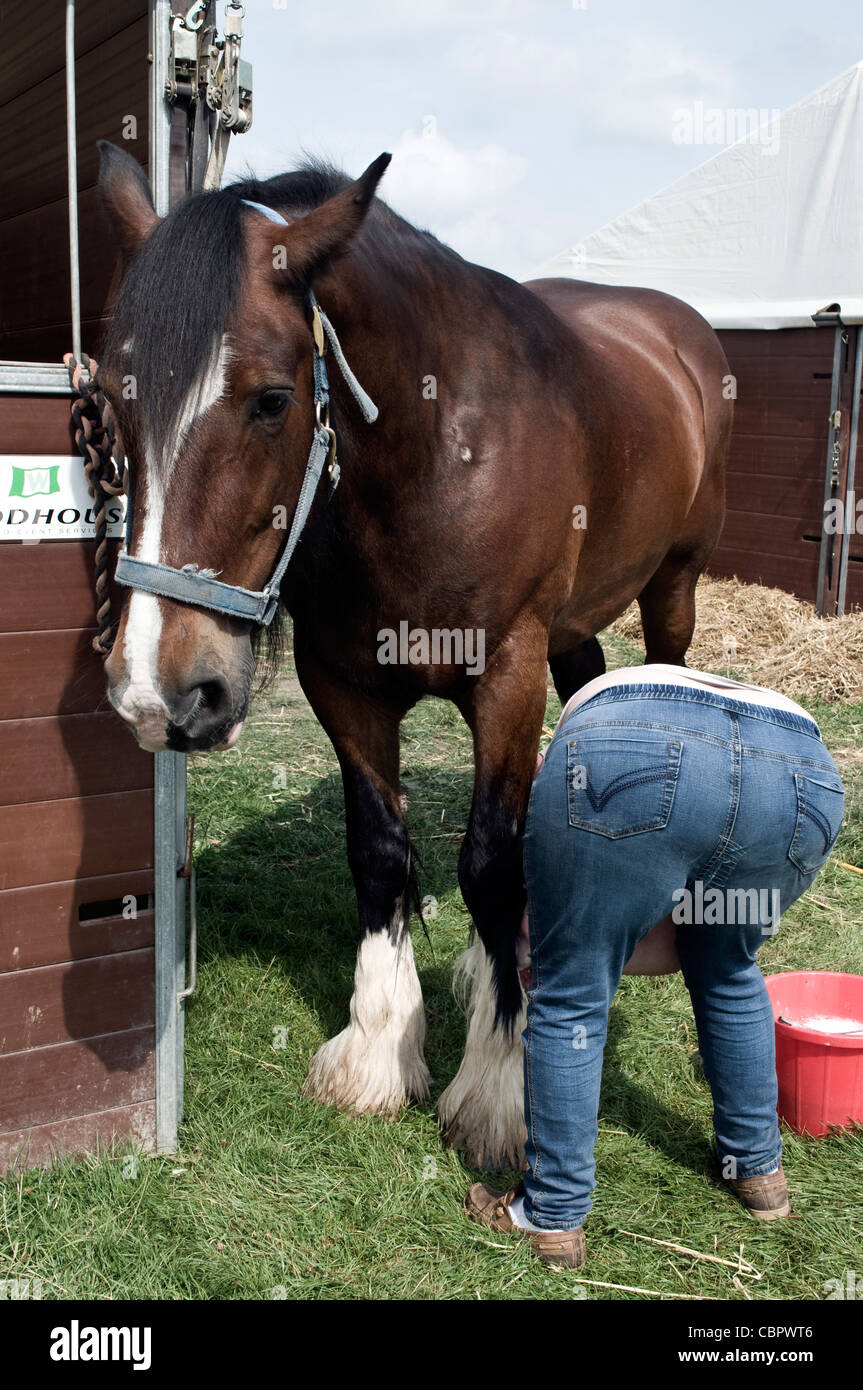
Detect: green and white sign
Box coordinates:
(0, 455, 126, 541)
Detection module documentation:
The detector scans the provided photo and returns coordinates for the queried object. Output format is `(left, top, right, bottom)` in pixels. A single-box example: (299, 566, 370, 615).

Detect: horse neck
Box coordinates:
(313, 234, 476, 444)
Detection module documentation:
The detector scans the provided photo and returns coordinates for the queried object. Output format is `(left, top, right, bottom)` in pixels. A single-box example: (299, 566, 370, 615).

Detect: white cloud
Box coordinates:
(448, 25, 734, 144)
(383, 122, 527, 227)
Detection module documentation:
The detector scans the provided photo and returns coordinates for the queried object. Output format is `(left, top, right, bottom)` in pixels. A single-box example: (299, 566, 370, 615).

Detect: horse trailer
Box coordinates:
(0, 0, 213, 1170)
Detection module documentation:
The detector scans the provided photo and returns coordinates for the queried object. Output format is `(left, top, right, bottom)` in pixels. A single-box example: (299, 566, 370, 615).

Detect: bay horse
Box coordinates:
(95, 142, 731, 1171)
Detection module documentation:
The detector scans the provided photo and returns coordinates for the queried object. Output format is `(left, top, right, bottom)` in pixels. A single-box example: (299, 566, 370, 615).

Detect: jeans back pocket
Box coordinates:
(788, 770, 845, 874)
(567, 736, 682, 838)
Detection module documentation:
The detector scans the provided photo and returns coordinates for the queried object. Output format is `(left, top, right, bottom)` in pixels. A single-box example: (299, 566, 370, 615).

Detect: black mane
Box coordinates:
(102, 159, 435, 467)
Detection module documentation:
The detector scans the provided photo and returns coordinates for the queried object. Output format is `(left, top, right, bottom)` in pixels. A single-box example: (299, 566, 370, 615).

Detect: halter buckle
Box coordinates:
(311, 303, 326, 358)
(322, 424, 339, 480)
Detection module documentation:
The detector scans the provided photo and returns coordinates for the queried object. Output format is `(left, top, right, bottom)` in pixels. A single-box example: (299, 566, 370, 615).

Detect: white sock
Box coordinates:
(508, 1194, 569, 1234)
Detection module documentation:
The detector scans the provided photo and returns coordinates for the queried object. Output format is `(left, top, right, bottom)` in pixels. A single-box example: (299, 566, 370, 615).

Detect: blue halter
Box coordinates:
(113, 199, 378, 626)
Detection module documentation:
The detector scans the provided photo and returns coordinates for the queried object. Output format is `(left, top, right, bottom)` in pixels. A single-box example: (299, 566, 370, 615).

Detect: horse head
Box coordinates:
(95, 142, 389, 751)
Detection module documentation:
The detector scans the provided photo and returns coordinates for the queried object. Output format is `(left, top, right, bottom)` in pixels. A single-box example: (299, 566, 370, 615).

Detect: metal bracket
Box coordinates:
(167, 10, 200, 102)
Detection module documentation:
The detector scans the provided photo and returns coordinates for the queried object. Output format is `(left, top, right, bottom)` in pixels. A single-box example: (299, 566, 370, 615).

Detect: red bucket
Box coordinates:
(764, 972, 863, 1136)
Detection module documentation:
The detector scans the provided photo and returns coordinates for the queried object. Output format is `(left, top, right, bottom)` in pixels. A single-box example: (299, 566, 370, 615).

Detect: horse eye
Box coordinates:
(255, 389, 295, 417)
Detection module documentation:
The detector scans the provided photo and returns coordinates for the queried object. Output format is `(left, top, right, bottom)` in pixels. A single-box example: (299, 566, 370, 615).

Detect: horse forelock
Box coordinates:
(103, 189, 246, 481)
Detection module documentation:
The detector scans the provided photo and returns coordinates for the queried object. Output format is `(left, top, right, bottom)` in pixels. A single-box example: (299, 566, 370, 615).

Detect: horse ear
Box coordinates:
(254, 153, 392, 284)
(97, 140, 160, 260)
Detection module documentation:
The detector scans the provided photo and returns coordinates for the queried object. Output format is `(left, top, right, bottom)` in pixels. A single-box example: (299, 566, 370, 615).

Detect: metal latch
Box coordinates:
(830, 409, 842, 485)
(167, 9, 201, 103)
(205, 2, 253, 134)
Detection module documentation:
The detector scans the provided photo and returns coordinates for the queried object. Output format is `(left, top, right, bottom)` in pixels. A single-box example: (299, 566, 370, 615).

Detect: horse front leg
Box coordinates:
(296, 641, 430, 1115)
(438, 619, 548, 1171)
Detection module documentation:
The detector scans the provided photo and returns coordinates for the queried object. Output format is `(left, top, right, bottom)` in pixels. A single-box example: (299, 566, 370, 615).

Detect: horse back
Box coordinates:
(523, 276, 732, 478)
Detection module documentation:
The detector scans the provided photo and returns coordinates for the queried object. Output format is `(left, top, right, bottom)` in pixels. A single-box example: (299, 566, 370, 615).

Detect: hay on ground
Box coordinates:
(609, 575, 863, 704)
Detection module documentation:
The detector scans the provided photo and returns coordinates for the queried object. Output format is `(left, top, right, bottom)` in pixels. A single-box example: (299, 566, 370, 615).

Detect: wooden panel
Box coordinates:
(0, 186, 121, 338)
(719, 328, 834, 360)
(0, 873, 154, 971)
(0, 2, 147, 109)
(0, 713, 152, 806)
(0, 1, 149, 363)
(722, 434, 825, 476)
(0, 540, 123, 633)
(0, 20, 149, 221)
(712, 540, 863, 609)
(0, 394, 75, 454)
(731, 394, 833, 439)
(0, 1099, 155, 1173)
(713, 327, 861, 604)
(728, 357, 845, 400)
(708, 545, 820, 603)
(0, 314, 111, 366)
(0, 630, 108, 719)
(0, 1026, 154, 1132)
(712, 510, 818, 554)
(0, 788, 153, 890)
(724, 473, 824, 521)
(0, 948, 153, 1052)
(845, 558, 863, 610)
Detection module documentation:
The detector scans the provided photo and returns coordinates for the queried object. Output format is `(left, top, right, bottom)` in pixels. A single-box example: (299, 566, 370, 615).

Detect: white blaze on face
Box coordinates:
(113, 336, 234, 747)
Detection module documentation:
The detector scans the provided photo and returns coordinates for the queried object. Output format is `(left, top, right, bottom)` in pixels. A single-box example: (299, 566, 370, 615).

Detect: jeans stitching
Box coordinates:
(568, 739, 682, 835)
(571, 683, 822, 737)
(695, 714, 743, 887)
(558, 718, 734, 751)
(585, 766, 669, 811)
(789, 775, 844, 871)
(560, 723, 831, 767)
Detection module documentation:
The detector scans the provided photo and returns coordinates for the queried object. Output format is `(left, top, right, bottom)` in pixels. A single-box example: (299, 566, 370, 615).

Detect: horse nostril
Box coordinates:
(167, 674, 234, 746)
(196, 679, 227, 713)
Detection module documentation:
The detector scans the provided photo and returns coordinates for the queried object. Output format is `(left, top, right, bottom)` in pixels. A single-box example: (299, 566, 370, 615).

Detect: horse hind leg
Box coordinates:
(636, 551, 706, 666)
(637, 402, 728, 667)
(548, 635, 605, 705)
(437, 938, 527, 1172)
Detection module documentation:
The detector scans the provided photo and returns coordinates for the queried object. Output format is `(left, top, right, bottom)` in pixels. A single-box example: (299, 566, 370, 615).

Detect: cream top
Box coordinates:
(553, 663, 813, 738)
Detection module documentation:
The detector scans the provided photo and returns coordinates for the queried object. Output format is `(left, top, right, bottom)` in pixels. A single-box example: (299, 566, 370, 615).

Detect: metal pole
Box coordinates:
(149, 0, 173, 217)
(64, 0, 81, 362)
(815, 324, 845, 617)
(837, 328, 862, 617)
(150, 0, 189, 1154)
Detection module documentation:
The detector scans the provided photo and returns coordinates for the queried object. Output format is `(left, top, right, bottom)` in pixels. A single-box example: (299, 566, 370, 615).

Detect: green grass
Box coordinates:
(3, 633, 862, 1300)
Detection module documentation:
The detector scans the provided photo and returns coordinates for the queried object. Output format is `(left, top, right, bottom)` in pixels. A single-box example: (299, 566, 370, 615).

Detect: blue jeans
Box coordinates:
(521, 683, 845, 1230)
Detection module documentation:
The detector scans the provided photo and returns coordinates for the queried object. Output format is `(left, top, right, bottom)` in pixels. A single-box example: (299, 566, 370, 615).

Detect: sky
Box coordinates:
(222, 0, 863, 281)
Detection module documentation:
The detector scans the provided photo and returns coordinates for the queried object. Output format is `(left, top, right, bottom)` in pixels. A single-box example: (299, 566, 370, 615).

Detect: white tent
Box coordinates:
(535, 60, 863, 330)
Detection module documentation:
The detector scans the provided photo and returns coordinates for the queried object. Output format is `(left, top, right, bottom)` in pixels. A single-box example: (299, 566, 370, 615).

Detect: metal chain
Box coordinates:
(63, 352, 127, 656)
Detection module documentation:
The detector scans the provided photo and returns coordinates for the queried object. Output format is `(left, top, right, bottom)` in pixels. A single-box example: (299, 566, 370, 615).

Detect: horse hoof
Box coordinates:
(303, 1019, 431, 1116)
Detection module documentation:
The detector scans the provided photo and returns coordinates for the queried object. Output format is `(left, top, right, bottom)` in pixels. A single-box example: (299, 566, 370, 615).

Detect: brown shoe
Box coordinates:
(727, 1165, 791, 1220)
(464, 1180, 586, 1267)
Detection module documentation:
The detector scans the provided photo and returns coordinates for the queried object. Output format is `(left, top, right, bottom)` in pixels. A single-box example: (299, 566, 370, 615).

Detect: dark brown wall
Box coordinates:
(0, 402, 156, 1171)
(0, 2, 155, 1172)
(0, 1, 149, 362)
(711, 327, 863, 610)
